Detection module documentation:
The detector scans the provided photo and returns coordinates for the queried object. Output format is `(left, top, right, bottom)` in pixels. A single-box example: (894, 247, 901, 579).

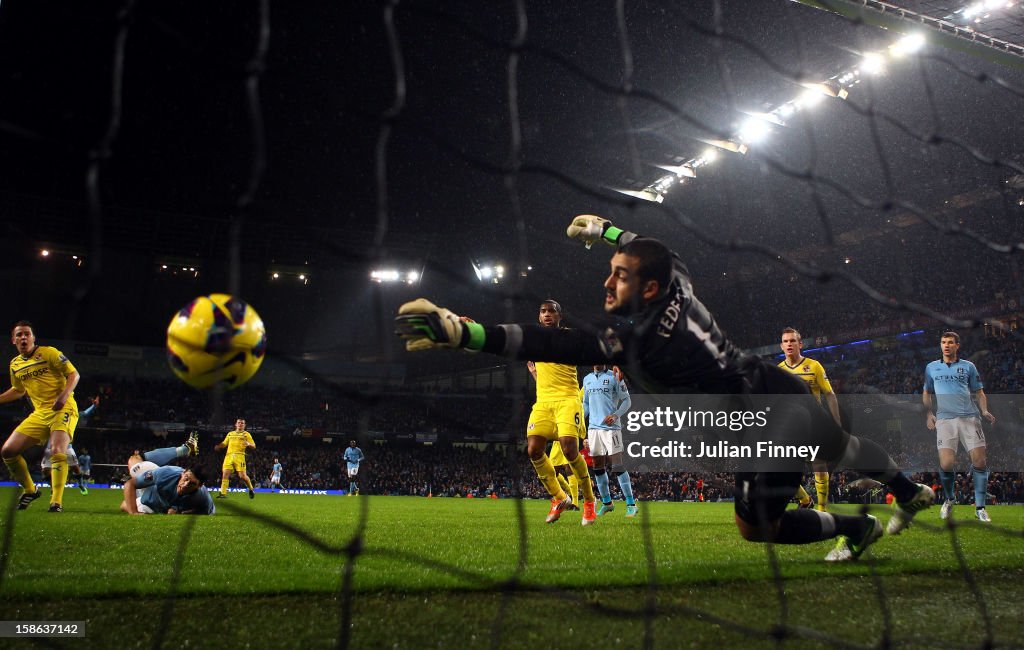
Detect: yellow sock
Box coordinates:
(50, 453, 68, 506)
(567, 454, 594, 503)
(815, 473, 829, 511)
(4, 455, 36, 494)
(568, 474, 579, 503)
(556, 473, 571, 498)
(795, 485, 811, 505)
(244, 476, 254, 490)
(220, 478, 230, 495)
(531, 454, 565, 500)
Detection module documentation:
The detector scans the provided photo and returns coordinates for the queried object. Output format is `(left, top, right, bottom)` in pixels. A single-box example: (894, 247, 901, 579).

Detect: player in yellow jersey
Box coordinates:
(214, 418, 256, 499)
(0, 321, 81, 512)
(526, 300, 596, 525)
(779, 327, 842, 511)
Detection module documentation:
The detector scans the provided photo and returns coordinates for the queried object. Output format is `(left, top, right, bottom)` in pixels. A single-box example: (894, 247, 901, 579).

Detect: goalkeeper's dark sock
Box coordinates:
(773, 509, 837, 544)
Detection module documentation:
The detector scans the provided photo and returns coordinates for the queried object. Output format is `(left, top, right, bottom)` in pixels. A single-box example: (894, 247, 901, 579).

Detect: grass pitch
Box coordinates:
(1, 488, 1021, 649)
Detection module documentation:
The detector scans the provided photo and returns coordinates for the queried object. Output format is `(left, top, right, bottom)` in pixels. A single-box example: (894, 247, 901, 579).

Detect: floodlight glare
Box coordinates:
(795, 87, 826, 109)
(406, 270, 419, 283)
(861, 52, 885, 74)
(737, 118, 770, 144)
(702, 148, 718, 163)
(890, 33, 925, 56)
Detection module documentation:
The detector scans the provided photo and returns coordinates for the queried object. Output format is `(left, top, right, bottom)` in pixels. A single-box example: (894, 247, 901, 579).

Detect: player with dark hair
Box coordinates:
(779, 328, 841, 511)
(215, 418, 257, 499)
(923, 331, 996, 522)
(1, 321, 81, 512)
(524, 300, 595, 525)
(120, 431, 212, 515)
(396, 215, 934, 561)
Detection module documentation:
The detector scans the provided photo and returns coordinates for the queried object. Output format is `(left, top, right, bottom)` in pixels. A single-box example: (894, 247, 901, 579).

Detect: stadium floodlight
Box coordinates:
(777, 103, 796, 119)
(612, 187, 665, 203)
(737, 117, 770, 144)
(370, 269, 401, 283)
(701, 148, 719, 163)
(889, 33, 925, 57)
(655, 162, 697, 178)
(406, 270, 419, 284)
(40, 249, 50, 257)
(860, 51, 886, 74)
(700, 138, 749, 155)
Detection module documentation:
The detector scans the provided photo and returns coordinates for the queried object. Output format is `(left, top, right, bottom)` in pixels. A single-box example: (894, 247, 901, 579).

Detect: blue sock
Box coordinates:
(972, 466, 988, 508)
(593, 469, 611, 504)
(616, 471, 635, 506)
(143, 446, 185, 466)
(939, 469, 956, 502)
(351, 482, 358, 493)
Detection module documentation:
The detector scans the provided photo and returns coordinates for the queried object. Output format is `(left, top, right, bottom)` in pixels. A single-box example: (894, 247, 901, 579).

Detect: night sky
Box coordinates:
(1, 1, 1022, 376)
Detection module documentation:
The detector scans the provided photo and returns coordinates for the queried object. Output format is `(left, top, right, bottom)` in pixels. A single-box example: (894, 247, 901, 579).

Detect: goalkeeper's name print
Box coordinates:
(627, 440, 821, 461)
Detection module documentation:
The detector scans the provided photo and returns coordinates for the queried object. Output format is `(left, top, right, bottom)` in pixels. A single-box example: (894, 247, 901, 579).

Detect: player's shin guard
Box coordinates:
(971, 465, 989, 507)
(567, 454, 594, 504)
(531, 454, 564, 500)
(50, 453, 68, 505)
(4, 455, 36, 493)
(615, 470, 635, 506)
(593, 468, 611, 503)
(939, 469, 956, 502)
(568, 474, 580, 503)
(814, 473, 829, 510)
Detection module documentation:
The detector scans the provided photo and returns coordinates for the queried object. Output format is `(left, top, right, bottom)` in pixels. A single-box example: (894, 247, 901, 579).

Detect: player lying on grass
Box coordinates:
(396, 215, 934, 562)
(120, 431, 214, 515)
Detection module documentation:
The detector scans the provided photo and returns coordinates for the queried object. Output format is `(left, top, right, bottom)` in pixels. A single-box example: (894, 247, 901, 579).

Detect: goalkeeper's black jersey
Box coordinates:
(483, 232, 753, 395)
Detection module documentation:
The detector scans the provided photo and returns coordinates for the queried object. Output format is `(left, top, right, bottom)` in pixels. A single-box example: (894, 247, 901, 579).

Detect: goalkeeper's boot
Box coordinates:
(186, 431, 200, 456)
(940, 499, 953, 520)
(597, 501, 615, 516)
(545, 495, 573, 523)
(216, 493, 228, 499)
(581, 501, 597, 526)
(248, 488, 255, 500)
(17, 489, 42, 510)
(625, 504, 639, 518)
(824, 515, 882, 562)
(798, 498, 813, 509)
(48, 503, 63, 513)
(976, 507, 991, 523)
(886, 484, 936, 535)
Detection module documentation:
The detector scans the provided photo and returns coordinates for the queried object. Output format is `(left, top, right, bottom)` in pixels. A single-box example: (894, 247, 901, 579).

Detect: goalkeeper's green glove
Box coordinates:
(395, 299, 485, 351)
(565, 214, 621, 248)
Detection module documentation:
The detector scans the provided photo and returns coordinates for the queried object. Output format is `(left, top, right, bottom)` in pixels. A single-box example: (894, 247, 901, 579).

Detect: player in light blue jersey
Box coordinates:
(344, 440, 364, 495)
(923, 332, 996, 522)
(582, 365, 636, 517)
(119, 431, 212, 515)
(270, 458, 283, 491)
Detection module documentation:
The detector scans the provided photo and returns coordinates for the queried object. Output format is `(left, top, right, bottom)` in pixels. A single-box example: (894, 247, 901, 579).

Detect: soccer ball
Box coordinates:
(166, 294, 267, 389)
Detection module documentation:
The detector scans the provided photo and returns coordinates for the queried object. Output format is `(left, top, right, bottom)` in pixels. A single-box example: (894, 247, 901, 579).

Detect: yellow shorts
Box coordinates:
(526, 398, 583, 441)
(223, 454, 247, 473)
(16, 407, 79, 445)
